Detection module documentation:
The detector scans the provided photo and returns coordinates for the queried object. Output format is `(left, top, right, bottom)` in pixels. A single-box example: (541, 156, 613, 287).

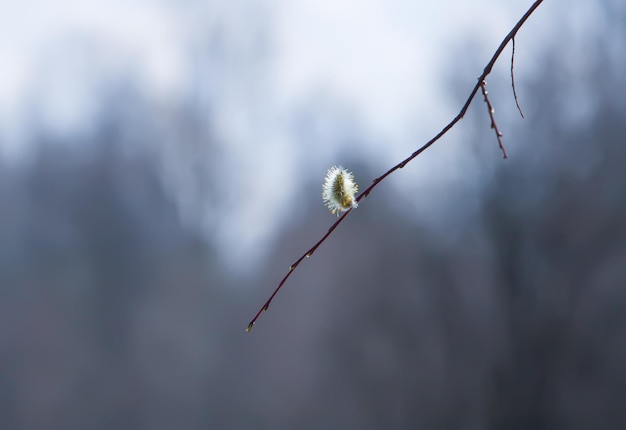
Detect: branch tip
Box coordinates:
(511, 36, 526, 119)
(480, 80, 508, 158)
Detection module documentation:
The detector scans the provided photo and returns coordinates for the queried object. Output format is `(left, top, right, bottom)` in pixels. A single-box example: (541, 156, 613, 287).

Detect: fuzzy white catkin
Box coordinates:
(322, 166, 358, 216)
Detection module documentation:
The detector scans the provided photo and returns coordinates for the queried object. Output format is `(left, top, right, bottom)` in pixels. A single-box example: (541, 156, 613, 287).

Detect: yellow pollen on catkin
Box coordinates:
(322, 166, 359, 216)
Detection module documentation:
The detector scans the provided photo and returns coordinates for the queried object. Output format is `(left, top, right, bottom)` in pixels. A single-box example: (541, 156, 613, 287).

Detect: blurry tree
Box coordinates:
(0, 89, 229, 429)
(0, 2, 625, 430)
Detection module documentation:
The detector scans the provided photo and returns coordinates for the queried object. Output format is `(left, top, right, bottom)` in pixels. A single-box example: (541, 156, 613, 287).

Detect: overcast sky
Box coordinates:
(0, 0, 558, 154)
(0, 0, 590, 269)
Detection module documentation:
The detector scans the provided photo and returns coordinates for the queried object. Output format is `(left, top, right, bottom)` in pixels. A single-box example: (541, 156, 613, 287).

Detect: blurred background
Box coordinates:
(1, 0, 625, 428)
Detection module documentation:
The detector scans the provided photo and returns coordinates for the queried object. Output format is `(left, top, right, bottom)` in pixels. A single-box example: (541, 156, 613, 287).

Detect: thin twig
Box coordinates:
(246, 0, 543, 332)
(246, 210, 350, 332)
(481, 80, 508, 158)
(511, 37, 525, 118)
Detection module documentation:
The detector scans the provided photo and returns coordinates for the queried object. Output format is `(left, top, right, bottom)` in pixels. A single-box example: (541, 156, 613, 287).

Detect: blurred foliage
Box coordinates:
(1, 3, 626, 429)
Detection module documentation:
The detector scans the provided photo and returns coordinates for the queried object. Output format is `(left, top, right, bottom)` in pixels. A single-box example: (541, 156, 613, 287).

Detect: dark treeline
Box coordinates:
(1, 7, 626, 429)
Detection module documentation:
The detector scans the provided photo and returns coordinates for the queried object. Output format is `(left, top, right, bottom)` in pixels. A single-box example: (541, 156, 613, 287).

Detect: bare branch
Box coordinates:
(246, 0, 544, 332)
(246, 210, 350, 332)
(511, 37, 526, 118)
(481, 80, 508, 158)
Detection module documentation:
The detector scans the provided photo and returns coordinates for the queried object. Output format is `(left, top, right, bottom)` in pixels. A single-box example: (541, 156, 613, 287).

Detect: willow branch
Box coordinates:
(511, 37, 526, 118)
(247, 0, 543, 332)
(481, 80, 507, 158)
